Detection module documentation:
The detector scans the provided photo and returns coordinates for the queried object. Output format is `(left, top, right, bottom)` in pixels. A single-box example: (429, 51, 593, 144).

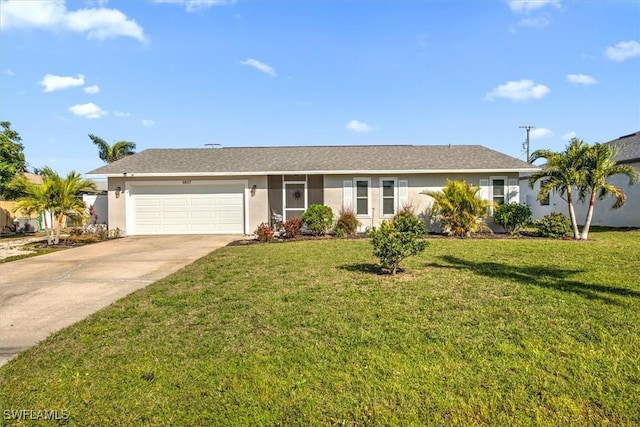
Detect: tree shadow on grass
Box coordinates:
(340, 263, 386, 275)
(427, 255, 640, 305)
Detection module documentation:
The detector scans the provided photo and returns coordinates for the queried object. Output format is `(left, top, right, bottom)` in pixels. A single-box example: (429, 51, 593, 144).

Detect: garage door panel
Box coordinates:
(136, 199, 161, 208)
(190, 211, 216, 219)
(132, 184, 245, 235)
(162, 198, 188, 207)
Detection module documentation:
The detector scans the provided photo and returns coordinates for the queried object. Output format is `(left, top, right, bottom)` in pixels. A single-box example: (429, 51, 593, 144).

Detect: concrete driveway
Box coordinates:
(0, 234, 241, 367)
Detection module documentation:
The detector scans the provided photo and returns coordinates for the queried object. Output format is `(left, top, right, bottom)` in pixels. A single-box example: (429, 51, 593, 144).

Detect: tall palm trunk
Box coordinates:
(580, 192, 597, 240)
(43, 210, 53, 245)
(566, 190, 580, 239)
(53, 213, 65, 244)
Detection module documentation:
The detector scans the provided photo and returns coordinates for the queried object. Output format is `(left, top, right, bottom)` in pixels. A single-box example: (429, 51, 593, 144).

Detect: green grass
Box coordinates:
(1, 231, 639, 426)
(0, 244, 59, 263)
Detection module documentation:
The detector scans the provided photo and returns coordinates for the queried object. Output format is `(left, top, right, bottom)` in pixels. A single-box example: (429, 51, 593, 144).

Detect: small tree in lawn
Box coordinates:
(368, 212, 428, 275)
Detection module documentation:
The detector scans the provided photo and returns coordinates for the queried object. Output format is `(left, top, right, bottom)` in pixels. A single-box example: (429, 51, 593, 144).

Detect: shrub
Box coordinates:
(282, 218, 302, 239)
(393, 208, 427, 235)
(494, 203, 532, 235)
(422, 180, 493, 237)
(301, 204, 334, 236)
(335, 207, 360, 237)
(535, 213, 571, 238)
(254, 222, 275, 242)
(368, 215, 428, 275)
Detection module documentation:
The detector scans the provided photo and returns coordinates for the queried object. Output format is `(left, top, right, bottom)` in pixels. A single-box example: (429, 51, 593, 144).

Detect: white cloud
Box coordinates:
(68, 102, 107, 119)
(346, 120, 373, 133)
(152, 0, 233, 12)
(241, 58, 276, 77)
(39, 73, 85, 92)
(566, 74, 597, 85)
(5, 69, 15, 76)
(83, 84, 100, 94)
(562, 131, 577, 141)
(507, 0, 561, 13)
(605, 40, 640, 62)
(517, 15, 550, 28)
(0, 0, 146, 42)
(113, 111, 131, 117)
(485, 79, 550, 102)
(142, 119, 155, 127)
(530, 128, 554, 139)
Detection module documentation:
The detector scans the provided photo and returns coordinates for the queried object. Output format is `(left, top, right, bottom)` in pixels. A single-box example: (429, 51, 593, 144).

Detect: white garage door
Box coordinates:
(131, 184, 245, 235)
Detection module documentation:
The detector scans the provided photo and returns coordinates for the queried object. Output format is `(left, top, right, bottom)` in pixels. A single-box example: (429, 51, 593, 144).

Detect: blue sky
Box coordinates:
(1, 0, 639, 176)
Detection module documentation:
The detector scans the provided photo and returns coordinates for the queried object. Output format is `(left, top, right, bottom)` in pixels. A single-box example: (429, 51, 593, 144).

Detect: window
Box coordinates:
(356, 179, 369, 216)
(380, 178, 397, 217)
(492, 178, 505, 206)
(540, 179, 550, 206)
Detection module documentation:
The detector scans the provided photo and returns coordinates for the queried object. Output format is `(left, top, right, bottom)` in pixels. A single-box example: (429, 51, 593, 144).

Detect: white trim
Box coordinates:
(354, 177, 372, 218)
(282, 180, 307, 222)
(479, 179, 489, 201)
(125, 179, 249, 235)
(343, 180, 353, 210)
(379, 177, 398, 218)
(88, 168, 539, 178)
(508, 178, 519, 204)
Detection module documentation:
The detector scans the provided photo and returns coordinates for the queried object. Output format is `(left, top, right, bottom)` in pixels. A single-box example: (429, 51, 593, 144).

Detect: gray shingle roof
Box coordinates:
(606, 131, 640, 164)
(87, 145, 537, 176)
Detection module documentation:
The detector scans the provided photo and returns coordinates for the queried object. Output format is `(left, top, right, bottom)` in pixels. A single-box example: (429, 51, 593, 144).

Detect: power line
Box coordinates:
(519, 125, 535, 163)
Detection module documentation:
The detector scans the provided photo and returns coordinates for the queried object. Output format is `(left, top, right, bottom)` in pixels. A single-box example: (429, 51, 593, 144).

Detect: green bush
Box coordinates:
(535, 213, 571, 238)
(368, 214, 428, 275)
(335, 207, 360, 237)
(393, 208, 428, 235)
(301, 204, 334, 236)
(423, 180, 493, 237)
(494, 203, 532, 235)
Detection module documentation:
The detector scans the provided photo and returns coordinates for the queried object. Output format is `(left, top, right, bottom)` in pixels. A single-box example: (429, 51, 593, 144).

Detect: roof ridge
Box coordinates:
(145, 144, 485, 150)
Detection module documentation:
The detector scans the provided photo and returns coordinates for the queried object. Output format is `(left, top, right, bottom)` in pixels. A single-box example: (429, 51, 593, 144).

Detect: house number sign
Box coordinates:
(182, 180, 191, 184)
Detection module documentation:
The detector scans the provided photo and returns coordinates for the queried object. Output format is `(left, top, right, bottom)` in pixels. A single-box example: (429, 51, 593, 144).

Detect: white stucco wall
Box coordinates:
(82, 194, 108, 225)
(521, 162, 640, 228)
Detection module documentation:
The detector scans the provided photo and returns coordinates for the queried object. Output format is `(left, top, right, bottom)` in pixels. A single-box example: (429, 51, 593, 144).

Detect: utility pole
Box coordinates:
(519, 125, 534, 163)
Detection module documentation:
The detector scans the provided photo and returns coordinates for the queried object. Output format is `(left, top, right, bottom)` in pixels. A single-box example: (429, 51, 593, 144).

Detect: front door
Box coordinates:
(284, 182, 306, 221)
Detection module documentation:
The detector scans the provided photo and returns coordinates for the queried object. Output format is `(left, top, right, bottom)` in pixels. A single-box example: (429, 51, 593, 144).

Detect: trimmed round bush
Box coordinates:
(535, 213, 571, 238)
(301, 204, 334, 236)
(494, 203, 532, 235)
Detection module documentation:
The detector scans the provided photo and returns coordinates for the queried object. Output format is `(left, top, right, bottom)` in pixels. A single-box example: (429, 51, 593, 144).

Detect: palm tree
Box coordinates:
(11, 167, 97, 244)
(579, 143, 639, 240)
(528, 138, 589, 239)
(422, 180, 494, 237)
(89, 134, 136, 163)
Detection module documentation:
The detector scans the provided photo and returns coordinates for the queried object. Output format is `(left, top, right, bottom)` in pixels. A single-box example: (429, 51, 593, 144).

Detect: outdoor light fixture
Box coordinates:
(251, 184, 257, 196)
(115, 186, 122, 198)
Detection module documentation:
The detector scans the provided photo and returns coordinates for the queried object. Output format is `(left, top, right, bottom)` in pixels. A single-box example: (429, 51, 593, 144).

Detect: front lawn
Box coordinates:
(1, 231, 639, 425)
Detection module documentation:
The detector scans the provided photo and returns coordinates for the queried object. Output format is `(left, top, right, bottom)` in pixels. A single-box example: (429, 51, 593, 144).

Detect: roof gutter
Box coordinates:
(86, 167, 540, 178)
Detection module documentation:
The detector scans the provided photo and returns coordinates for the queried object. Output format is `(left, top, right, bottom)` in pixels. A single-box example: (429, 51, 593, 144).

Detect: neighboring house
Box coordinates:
(86, 145, 538, 236)
(0, 172, 44, 233)
(522, 131, 640, 228)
